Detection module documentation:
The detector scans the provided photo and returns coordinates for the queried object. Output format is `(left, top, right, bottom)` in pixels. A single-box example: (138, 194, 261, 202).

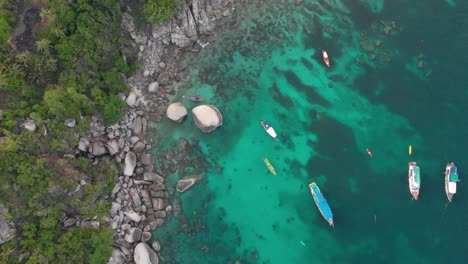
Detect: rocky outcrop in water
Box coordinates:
(166, 102, 187, 123)
(192, 105, 223, 133)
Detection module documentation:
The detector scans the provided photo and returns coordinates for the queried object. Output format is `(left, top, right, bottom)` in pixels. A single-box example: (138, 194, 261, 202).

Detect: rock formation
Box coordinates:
(191, 105, 223, 133)
(166, 102, 187, 123)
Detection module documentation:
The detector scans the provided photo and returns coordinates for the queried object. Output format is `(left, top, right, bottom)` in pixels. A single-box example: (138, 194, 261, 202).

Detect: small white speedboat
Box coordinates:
(260, 120, 278, 141)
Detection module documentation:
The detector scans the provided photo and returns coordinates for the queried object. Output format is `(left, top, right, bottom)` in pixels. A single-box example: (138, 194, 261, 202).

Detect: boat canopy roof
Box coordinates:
(413, 167, 421, 183)
(448, 181, 457, 193)
(450, 173, 459, 181)
(312, 185, 333, 220)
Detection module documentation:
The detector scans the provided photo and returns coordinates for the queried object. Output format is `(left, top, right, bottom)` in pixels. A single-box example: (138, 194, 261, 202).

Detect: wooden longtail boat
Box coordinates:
(263, 158, 277, 176)
(445, 162, 459, 202)
(309, 182, 334, 227)
(408, 161, 421, 200)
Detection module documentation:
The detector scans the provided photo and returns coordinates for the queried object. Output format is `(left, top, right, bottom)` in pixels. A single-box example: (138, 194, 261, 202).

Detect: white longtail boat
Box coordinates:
(408, 161, 421, 200)
(322, 50, 330, 67)
(260, 120, 278, 141)
(445, 162, 459, 202)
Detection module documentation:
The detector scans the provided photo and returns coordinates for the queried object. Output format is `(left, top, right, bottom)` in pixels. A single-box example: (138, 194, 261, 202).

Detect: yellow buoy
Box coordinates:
(409, 145, 412, 155)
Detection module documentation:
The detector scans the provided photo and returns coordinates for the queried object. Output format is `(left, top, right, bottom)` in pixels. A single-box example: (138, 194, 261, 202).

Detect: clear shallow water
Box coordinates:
(151, 0, 468, 263)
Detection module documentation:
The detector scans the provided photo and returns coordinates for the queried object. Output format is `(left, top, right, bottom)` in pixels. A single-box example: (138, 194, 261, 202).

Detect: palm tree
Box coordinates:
(36, 38, 51, 53)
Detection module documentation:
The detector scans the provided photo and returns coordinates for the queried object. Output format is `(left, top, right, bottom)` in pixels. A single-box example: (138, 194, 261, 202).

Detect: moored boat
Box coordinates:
(308, 182, 334, 227)
(182, 95, 204, 102)
(260, 120, 278, 141)
(445, 162, 459, 202)
(263, 158, 277, 176)
(408, 161, 421, 200)
(322, 50, 330, 67)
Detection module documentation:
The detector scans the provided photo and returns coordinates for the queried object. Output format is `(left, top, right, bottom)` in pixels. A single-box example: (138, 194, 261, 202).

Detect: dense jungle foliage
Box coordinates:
(0, 0, 149, 262)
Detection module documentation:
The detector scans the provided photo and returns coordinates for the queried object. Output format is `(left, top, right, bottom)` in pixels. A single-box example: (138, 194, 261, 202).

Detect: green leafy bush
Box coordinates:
(144, 0, 179, 23)
(103, 94, 125, 126)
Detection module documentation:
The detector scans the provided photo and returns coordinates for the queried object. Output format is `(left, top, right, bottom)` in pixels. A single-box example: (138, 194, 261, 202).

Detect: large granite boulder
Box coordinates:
(134, 242, 159, 264)
(166, 102, 187, 123)
(191, 105, 223, 133)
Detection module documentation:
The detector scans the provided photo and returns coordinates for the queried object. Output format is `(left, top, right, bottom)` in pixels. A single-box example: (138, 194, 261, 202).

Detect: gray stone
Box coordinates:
(152, 240, 161, 252)
(134, 116, 143, 136)
(154, 211, 166, 218)
(166, 102, 187, 123)
(109, 248, 125, 264)
(124, 211, 142, 223)
(150, 191, 164, 198)
(130, 188, 142, 208)
(106, 139, 120, 156)
(134, 242, 159, 264)
(133, 141, 146, 153)
(78, 137, 90, 152)
(63, 218, 76, 228)
(140, 154, 153, 166)
(80, 221, 100, 229)
(130, 136, 140, 145)
(124, 151, 137, 176)
(152, 198, 164, 211)
(111, 202, 122, 216)
(64, 118, 76, 127)
(176, 177, 198, 192)
(92, 142, 107, 156)
(23, 119, 36, 131)
(125, 227, 142, 243)
(143, 172, 164, 184)
(111, 184, 121, 198)
(126, 92, 137, 107)
(141, 231, 151, 242)
(191, 105, 223, 133)
(148, 82, 159, 93)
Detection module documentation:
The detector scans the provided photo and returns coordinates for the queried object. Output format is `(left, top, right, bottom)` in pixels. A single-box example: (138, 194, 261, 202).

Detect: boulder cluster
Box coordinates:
(166, 103, 223, 133)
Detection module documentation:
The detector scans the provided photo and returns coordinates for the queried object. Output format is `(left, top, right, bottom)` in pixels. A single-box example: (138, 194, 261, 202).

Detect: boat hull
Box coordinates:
(308, 182, 334, 227)
(322, 50, 330, 67)
(263, 158, 277, 176)
(445, 162, 458, 202)
(182, 95, 204, 102)
(261, 120, 278, 140)
(408, 162, 420, 200)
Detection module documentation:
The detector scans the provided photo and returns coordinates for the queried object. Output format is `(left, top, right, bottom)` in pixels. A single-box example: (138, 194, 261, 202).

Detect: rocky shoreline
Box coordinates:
(103, 1, 237, 263)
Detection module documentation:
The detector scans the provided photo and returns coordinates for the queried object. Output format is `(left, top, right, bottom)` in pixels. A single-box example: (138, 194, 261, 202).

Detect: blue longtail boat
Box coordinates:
(308, 182, 334, 227)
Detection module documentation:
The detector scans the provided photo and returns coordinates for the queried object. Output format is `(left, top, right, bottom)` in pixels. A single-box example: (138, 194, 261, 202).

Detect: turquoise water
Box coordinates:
(151, 0, 468, 263)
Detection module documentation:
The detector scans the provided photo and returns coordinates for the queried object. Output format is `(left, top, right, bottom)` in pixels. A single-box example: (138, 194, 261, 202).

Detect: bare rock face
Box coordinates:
(0, 203, 16, 245)
(166, 102, 187, 123)
(134, 242, 159, 264)
(191, 104, 223, 133)
(176, 177, 198, 192)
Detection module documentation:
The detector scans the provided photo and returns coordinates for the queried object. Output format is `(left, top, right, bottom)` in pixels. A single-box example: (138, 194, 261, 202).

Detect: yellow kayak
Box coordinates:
(263, 158, 277, 176)
(409, 145, 412, 155)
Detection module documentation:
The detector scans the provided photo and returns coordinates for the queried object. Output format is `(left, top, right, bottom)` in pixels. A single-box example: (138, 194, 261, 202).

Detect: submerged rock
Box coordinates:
(176, 177, 198, 192)
(191, 104, 223, 133)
